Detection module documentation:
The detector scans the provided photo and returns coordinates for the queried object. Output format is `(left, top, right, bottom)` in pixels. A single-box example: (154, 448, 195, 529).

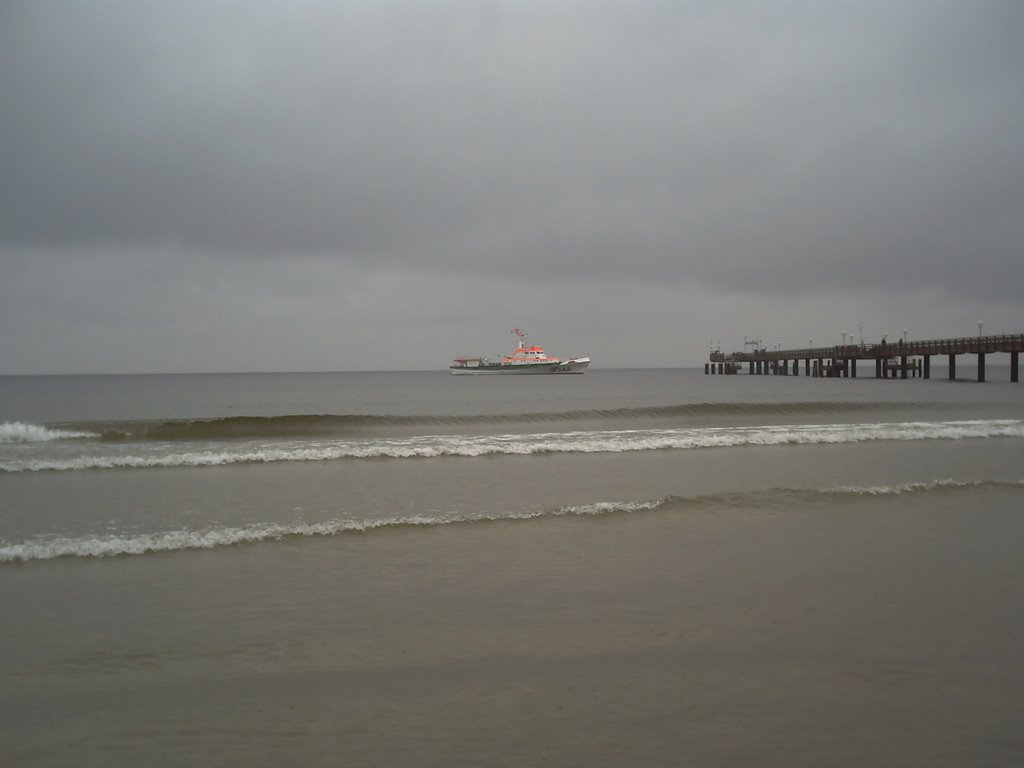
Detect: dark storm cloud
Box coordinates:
(2, 0, 1023, 301)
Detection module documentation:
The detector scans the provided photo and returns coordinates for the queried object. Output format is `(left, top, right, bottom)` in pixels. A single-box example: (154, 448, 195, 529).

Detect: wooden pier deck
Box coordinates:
(707, 334, 1023, 382)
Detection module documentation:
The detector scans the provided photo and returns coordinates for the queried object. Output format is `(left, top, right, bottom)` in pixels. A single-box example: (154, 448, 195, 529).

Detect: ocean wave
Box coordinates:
(0, 503, 676, 562)
(0, 421, 100, 443)
(4, 480, 1021, 563)
(826, 478, 995, 495)
(36, 401, 950, 442)
(686, 478, 1024, 508)
(0, 517, 439, 562)
(139, 401, 938, 438)
(2, 419, 1021, 473)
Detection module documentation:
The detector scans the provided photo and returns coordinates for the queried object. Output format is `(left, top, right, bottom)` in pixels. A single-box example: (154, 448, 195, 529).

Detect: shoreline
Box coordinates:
(3, 483, 1023, 766)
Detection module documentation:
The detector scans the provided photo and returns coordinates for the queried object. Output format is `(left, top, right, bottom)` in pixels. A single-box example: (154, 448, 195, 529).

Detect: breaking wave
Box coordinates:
(10, 401, 954, 443)
(3, 479, 1020, 563)
(0, 422, 99, 443)
(0, 503, 671, 562)
(134, 402, 947, 439)
(2, 419, 1022, 473)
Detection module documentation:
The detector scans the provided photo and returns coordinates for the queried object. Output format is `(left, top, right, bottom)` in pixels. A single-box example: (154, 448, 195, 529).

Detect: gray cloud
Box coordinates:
(1, 1, 1022, 372)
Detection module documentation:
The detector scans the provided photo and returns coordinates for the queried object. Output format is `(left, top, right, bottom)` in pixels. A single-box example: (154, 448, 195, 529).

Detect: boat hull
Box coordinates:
(451, 357, 590, 375)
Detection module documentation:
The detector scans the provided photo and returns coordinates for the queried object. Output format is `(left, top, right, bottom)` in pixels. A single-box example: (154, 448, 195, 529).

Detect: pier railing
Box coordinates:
(711, 334, 1024, 362)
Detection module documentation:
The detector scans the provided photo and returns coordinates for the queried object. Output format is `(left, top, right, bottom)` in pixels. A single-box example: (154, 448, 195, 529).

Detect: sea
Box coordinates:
(2, 368, 1023, 766)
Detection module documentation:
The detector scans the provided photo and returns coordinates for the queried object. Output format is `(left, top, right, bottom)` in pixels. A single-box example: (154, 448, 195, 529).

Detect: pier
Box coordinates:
(706, 334, 1023, 383)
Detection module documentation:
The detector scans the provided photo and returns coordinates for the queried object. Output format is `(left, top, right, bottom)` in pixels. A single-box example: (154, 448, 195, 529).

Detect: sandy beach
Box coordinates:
(4, 464, 1023, 767)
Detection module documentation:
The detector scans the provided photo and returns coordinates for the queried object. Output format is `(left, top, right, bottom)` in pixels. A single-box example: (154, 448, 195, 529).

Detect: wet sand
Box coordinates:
(3, 483, 1023, 767)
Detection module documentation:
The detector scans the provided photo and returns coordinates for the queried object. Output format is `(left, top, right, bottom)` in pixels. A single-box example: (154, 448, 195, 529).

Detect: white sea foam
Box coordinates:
(829, 478, 985, 495)
(0, 501, 668, 562)
(480, 498, 672, 523)
(553, 498, 671, 516)
(3, 481, 1020, 563)
(1, 419, 1022, 472)
(0, 421, 99, 443)
(0, 498, 678, 562)
(0, 517, 439, 562)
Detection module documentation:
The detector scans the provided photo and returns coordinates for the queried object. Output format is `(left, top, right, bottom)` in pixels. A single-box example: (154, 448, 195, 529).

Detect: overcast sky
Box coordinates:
(2, 0, 1022, 373)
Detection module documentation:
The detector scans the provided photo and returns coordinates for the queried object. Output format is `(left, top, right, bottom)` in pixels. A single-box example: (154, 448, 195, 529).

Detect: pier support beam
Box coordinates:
(851, 358, 857, 378)
(875, 358, 882, 378)
(748, 361, 754, 375)
(1013, 352, 1019, 383)
(978, 353, 985, 383)
(901, 355, 908, 380)
(804, 359, 810, 376)
(949, 354, 956, 380)
(704, 363, 709, 374)
(923, 355, 930, 379)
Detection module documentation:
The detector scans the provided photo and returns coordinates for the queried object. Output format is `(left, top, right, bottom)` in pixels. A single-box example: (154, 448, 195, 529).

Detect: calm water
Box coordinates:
(2, 369, 1023, 766)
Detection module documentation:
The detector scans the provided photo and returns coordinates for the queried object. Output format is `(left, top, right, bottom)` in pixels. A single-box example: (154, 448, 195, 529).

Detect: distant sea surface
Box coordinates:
(3, 369, 1023, 766)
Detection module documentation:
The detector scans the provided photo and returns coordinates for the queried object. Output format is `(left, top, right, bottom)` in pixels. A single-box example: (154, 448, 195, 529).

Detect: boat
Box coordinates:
(451, 329, 591, 375)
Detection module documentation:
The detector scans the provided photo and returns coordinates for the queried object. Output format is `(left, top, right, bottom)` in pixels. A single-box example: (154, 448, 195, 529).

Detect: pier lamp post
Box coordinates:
(841, 332, 847, 347)
(978, 321, 984, 338)
(809, 339, 813, 348)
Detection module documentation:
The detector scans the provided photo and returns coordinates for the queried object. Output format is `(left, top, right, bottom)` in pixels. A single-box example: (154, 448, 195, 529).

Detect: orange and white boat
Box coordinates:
(451, 329, 591, 375)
